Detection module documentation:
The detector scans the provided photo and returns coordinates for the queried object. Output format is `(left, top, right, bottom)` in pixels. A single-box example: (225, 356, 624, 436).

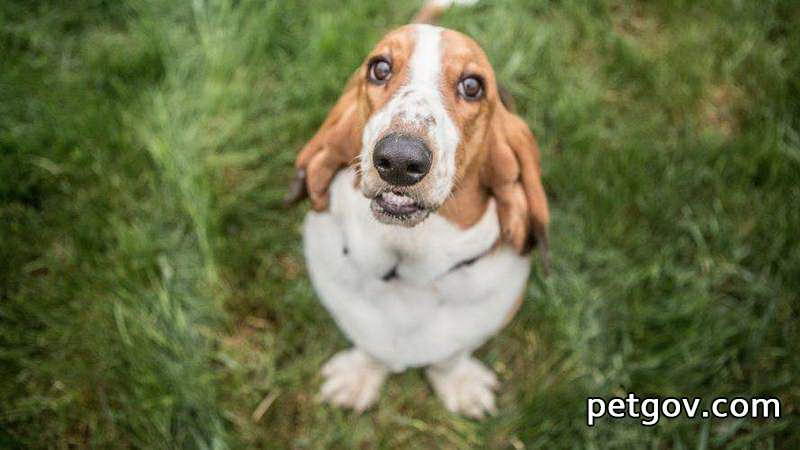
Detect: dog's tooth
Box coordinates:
(382, 192, 414, 206)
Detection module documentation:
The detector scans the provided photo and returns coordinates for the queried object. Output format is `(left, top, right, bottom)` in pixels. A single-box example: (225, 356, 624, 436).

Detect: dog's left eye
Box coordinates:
(458, 76, 484, 101)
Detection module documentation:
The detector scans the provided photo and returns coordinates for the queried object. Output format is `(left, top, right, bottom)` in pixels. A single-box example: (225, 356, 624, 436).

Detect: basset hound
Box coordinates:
(286, 0, 550, 419)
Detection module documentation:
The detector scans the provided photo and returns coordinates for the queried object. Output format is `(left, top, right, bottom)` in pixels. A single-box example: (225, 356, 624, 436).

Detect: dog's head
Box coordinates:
(294, 24, 548, 258)
(359, 24, 495, 227)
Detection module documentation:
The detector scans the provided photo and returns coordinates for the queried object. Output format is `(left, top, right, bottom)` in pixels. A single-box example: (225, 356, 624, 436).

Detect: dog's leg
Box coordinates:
(426, 353, 499, 419)
(319, 348, 389, 413)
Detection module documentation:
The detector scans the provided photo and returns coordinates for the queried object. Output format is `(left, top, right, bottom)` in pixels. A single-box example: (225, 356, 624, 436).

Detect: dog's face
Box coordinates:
(354, 25, 500, 226)
(293, 24, 549, 261)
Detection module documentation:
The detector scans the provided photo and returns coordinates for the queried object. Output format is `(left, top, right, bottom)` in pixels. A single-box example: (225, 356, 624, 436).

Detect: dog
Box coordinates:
(285, 0, 550, 419)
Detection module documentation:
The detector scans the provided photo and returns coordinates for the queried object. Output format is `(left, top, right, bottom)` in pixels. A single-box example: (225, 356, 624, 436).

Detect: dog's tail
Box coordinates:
(412, 0, 479, 25)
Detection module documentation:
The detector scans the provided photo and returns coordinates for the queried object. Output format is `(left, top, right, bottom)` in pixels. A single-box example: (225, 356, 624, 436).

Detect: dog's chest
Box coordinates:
(303, 169, 530, 370)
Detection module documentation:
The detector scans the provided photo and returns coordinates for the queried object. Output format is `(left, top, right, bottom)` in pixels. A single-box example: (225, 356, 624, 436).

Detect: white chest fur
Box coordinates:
(303, 169, 530, 372)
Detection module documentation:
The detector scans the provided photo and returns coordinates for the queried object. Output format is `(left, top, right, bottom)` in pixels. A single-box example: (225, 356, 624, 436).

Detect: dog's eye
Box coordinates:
(458, 76, 484, 100)
(368, 58, 392, 84)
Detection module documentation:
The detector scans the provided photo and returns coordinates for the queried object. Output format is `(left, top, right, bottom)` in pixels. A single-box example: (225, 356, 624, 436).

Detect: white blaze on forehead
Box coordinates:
(361, 24, 460, 204)
(407, 24, 442, 100)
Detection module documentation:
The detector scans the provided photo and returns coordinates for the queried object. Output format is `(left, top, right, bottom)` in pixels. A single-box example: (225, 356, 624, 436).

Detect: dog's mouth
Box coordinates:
(370, 191, 431, 226)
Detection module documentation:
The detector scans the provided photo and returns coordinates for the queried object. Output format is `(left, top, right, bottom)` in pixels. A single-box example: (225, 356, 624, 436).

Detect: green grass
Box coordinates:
(1, 0, 798, 448)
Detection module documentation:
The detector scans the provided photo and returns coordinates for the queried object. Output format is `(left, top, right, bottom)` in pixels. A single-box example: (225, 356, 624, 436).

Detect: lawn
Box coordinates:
(1, 0, 798, 448)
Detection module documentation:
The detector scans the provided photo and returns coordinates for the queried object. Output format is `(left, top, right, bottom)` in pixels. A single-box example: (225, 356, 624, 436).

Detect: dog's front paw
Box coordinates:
(319, 349, 388, 413)
(426, 356, 499, 419)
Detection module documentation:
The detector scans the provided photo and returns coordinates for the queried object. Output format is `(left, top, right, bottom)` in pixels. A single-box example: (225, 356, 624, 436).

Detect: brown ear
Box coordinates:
(284, 72, 364, 211)
(482, 107, 550, 274)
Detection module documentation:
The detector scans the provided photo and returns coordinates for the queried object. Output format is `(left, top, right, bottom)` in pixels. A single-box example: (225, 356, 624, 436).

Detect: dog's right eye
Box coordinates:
(368, 58, 392, 84)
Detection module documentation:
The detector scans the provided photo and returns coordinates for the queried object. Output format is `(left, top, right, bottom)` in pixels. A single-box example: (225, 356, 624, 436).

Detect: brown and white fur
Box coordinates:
(287, 0, 549, 419)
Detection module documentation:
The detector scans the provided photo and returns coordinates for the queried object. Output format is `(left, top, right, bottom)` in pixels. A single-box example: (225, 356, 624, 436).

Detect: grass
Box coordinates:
(1, 0, 798, 447)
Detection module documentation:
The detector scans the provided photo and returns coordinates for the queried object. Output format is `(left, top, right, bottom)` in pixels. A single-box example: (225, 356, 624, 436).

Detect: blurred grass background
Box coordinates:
(1, 0, 798, 448)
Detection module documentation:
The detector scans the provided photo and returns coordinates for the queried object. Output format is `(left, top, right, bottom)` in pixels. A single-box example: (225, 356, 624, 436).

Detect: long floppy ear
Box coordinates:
(284, 72, 364, 211)
(482, 106, 550, 274)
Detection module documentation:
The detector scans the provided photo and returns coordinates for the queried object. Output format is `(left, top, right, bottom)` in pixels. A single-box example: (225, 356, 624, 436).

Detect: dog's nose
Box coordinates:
(372, 133, 432, 186)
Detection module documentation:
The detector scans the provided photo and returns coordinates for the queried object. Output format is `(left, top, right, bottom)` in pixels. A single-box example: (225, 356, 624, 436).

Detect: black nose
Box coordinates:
(372, 133, 432, 186)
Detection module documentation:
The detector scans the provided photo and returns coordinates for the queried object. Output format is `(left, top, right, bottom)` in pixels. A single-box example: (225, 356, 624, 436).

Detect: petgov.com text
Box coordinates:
(587, 393, 781, 426)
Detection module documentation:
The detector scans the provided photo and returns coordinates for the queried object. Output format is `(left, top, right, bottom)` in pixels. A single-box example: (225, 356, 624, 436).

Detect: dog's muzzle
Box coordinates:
(367, 133, 434, 226)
